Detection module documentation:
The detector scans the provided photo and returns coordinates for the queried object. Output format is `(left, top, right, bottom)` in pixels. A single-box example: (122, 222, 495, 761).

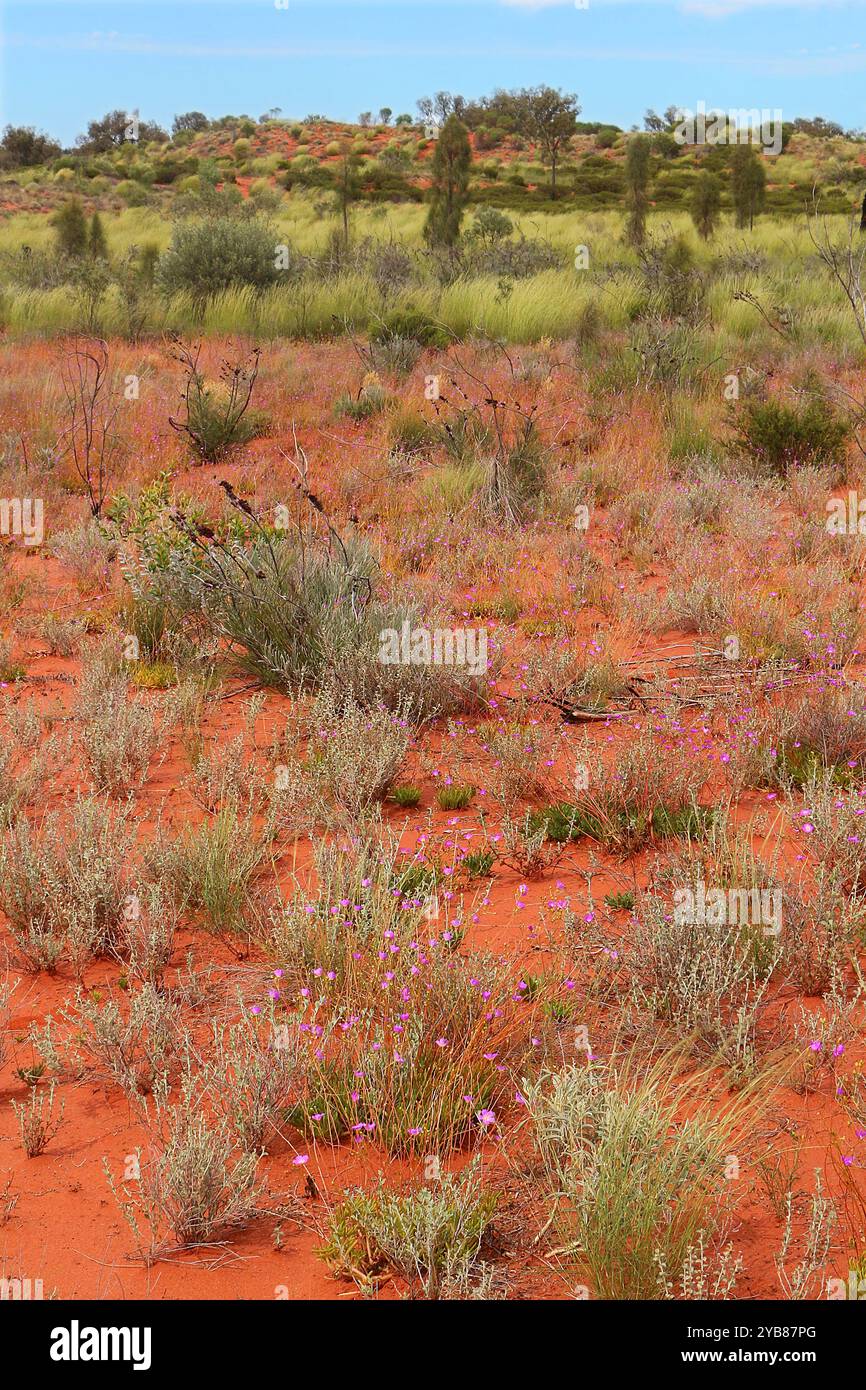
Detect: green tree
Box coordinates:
(731, 145, 766, 230)
(76, 110, 167, 152)
(172, 111, 209, 136)
(690, 170, 722, 240)
(423, 114, 471, 247)
(335, 146, 363, 249)
(52, 198, 88, 258)
(0, 124, 60, 169)
(625, 135, 652, 247)
(510, 86, 579, 199)
(88, 212, 109, 259)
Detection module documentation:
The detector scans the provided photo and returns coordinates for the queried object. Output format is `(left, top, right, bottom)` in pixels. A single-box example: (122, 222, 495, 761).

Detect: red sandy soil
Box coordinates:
(1, 336, 865, 1300)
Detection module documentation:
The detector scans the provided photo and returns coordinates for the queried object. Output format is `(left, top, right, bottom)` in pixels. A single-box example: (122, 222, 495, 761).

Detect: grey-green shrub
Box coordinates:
(157, 215, 282, 302)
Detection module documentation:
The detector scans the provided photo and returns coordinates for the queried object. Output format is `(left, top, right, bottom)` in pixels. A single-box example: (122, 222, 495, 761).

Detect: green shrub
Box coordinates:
(150, 512, 482, 717)
(182, 389, 268, 462)
(156, 215, 281, 302)
(51, 198, 88, 258)
(731, 395, 851, 474)
(116, 179, 149, 206)
(168, 339, 268, 463)
(371, 306, 449, 348)
(525, 1054, 760, 1299)
(320, 1161, 497, 1298)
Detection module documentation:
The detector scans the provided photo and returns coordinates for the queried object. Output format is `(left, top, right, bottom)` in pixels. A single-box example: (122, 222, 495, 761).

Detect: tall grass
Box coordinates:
(524, 1046, 772, 1300)
(1, 206, 863, 349)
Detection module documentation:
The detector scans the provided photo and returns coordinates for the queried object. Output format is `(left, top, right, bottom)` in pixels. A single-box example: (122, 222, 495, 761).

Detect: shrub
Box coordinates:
(478, 717, 549, 806)
(75, 660, 177, 796)
(52, 520, 117, 591)
(0, 703, 60, 827)
(0, 796, 134, 971)
(463, 234, 561, 280)
(106, 1096, 262, 1258)
(730, 396, 851, 475)
(51, 198, 88, 258)
(168, 338, 267, 463)
(156, 215, 281, 302)
(69, 981, 185, 1100)
(569, 724, 712, 853)
(371, 306, 448, 349)
(13, 1082, 65, 1157)
(39, 613, 87, 658)
(387, 405, 438, 455)
(320, 1160, 497, 1298)
(124, 883, 179, 986)
(151, 496, 483, 718)
(301, 686, 411, 822)
(626, 886, 774, 1074)
(334, 383, 389, 420)
(205, 1012, 299, 1153)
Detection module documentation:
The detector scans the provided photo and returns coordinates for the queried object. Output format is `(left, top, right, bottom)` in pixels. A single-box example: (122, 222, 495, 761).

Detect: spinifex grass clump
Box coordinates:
(334, 381, 390, 421)
(436, 781, 474, 810)
(524, 1049, 764, 1300)
(146, 801, 275, 934)
(269, 838, 537, 1156)
(530, 725, 712, 854)
(391, 783, 421, 808)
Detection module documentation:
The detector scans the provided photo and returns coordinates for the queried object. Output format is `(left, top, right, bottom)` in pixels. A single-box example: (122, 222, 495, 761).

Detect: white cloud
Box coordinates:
(679, 0, 845, 14)
(5, 27, 865, 75)
(501, 0, 862, 10)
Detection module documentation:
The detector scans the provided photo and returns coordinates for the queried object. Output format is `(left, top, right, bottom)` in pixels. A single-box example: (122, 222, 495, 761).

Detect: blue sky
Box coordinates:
(1, 0, 864, 145)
